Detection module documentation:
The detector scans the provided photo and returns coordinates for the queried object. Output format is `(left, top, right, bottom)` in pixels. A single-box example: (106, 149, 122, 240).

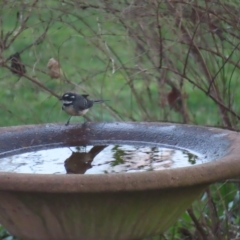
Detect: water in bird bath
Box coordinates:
(0, 143, 209, 175)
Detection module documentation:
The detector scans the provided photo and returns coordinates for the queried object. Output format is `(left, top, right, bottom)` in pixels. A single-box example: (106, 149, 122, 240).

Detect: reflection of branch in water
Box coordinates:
(64, 145, 107, 174)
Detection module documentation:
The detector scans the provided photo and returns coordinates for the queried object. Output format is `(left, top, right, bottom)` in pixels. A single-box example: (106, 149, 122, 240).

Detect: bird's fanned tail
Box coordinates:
(93, 100, 109, 103)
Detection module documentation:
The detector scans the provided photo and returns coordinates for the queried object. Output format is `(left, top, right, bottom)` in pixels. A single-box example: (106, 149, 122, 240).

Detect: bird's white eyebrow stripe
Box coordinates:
(64, 94, 69, 97)
(63, 100, 72, 104)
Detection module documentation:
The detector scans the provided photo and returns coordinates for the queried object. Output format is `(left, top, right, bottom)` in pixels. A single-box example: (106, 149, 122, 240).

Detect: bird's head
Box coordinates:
(59, 92, 77, 105)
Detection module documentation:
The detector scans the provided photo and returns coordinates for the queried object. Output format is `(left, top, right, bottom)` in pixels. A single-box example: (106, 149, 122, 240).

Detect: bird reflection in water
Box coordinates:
(64, 145, 107, 174)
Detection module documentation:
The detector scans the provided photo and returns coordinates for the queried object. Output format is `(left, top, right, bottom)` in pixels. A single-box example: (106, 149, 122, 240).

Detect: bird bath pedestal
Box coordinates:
(0, 122, 239, 240)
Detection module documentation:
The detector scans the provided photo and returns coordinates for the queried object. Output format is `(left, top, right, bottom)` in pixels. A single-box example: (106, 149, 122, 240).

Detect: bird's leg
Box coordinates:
(83, 116, 88, 126)
(65, 116, 72, 126)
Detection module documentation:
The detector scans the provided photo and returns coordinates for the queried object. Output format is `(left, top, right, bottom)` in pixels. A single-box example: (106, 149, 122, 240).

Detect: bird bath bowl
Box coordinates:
(0, 122, 239, 240)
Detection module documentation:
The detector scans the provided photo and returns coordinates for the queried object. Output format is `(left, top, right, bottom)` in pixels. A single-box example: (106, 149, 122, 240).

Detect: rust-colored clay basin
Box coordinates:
(0, 122, 239, 240)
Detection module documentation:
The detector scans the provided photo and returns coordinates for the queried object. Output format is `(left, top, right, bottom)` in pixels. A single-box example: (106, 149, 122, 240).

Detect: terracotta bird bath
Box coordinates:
(0, 122, 239, 240)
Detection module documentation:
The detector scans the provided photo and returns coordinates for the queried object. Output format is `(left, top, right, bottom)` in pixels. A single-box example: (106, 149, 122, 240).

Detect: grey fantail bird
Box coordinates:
(59, 92, 107, 126)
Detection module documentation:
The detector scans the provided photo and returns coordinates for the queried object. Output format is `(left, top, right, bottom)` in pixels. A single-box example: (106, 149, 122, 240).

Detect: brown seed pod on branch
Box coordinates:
(47, 58, 61, 79)
(9, 52, 26, 76)
(167, 86, 188, 112)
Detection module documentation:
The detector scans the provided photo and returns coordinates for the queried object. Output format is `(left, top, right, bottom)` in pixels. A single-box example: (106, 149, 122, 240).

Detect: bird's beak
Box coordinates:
(59, 96, 63, 101)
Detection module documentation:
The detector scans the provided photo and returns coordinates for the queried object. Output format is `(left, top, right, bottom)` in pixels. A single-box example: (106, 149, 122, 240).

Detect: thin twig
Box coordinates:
(187, 207, 208, 240)
(3, 64, 60, 98)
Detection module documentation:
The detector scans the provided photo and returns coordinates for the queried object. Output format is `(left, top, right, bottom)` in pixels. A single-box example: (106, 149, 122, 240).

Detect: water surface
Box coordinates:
(0, 144, 208, 174)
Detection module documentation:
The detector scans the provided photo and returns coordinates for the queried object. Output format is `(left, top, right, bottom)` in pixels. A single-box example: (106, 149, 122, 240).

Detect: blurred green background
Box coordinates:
(2, 0, 240, 127)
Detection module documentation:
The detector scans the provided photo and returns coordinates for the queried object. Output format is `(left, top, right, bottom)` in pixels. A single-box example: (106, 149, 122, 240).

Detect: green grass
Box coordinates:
(1, 1, 236, 126)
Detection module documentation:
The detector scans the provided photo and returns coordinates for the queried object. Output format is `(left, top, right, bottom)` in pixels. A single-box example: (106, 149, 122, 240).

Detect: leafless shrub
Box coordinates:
(1, 0, 240, 126)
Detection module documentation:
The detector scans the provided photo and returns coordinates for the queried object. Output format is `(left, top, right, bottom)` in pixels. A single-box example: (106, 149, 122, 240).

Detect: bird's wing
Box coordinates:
(75, 95, 92, 111)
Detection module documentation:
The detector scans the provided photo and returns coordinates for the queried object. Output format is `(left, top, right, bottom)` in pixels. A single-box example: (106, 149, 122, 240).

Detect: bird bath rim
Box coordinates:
(0, 122, 239, 193)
